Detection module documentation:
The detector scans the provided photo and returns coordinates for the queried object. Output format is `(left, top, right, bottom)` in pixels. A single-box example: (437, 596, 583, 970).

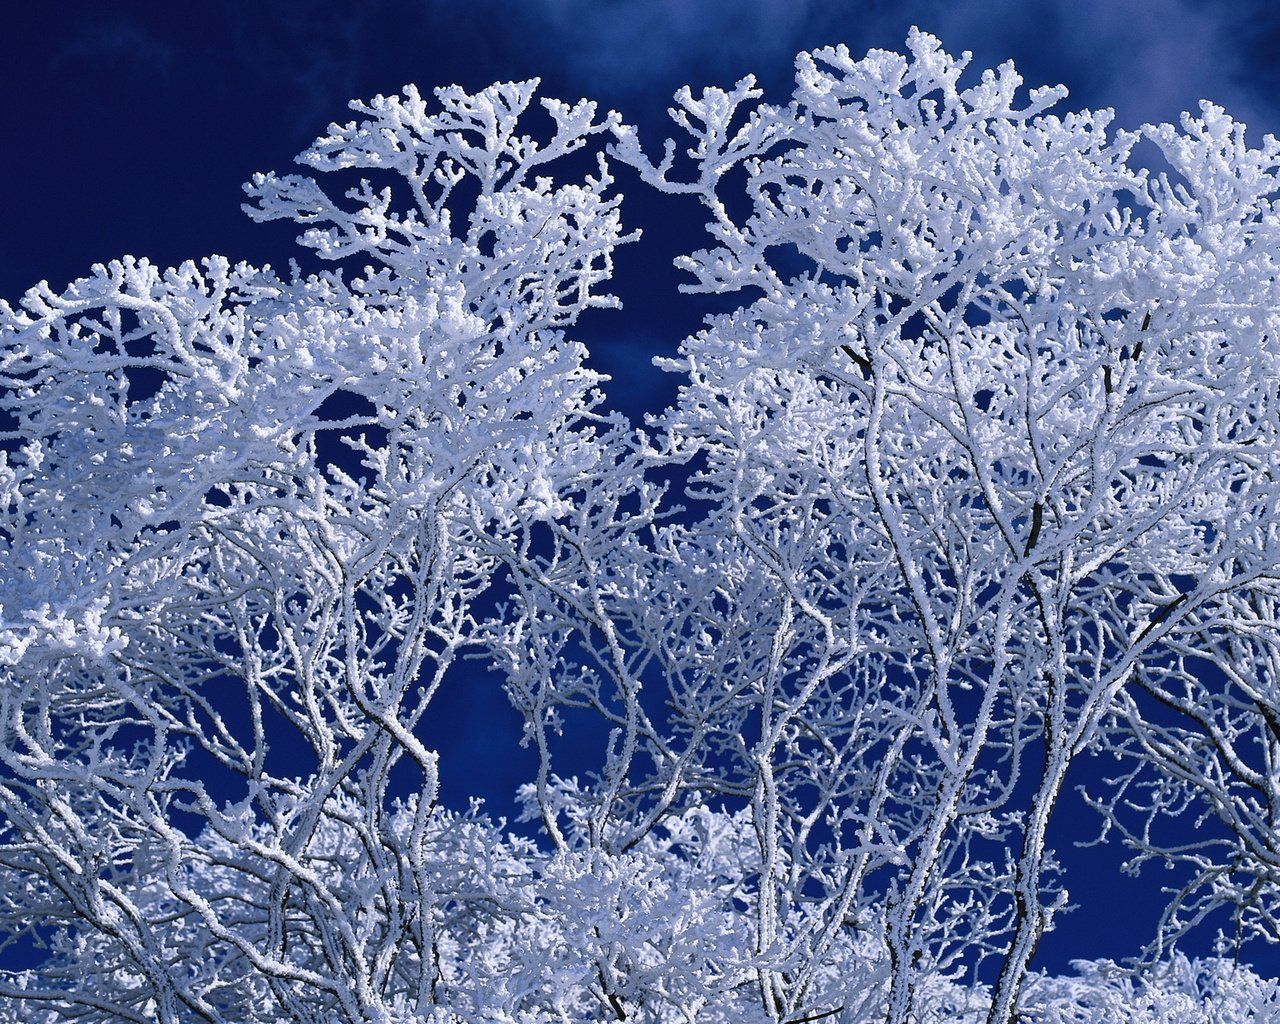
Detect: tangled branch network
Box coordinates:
(3, 30, 1280, 1024)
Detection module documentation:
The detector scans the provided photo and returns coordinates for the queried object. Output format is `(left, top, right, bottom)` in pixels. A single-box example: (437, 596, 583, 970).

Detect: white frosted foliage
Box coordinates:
(2, 33, 1279, 1024)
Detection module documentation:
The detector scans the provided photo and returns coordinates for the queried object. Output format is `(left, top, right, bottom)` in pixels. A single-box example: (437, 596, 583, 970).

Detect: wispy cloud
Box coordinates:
(226, 1, 395, 138)
(427, 0, 875, 107)
(490, 0, 823, 94)
(905, 0, 1280, 136)
(484, 0, 1280, 138)
(53, 13, 178, 78)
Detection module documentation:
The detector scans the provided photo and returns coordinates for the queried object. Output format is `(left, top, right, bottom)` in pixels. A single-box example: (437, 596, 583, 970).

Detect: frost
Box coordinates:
(3, 33, 1280, 1024)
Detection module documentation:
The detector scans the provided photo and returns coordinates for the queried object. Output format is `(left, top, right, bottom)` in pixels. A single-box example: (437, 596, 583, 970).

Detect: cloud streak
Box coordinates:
(487, 0, 828, 96)
(911, 0, 1280, 136)
(484, 0, 1280, 138)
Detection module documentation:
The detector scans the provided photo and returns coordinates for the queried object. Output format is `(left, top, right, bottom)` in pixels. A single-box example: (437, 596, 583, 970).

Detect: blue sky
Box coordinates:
(4, 0, 1279, 979)
(6, 0, 1280, 414)
(8, 0, 1280, 311)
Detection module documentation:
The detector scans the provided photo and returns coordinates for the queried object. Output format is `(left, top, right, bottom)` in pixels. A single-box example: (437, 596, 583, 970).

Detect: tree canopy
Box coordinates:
(1, 31, 1278, 1024)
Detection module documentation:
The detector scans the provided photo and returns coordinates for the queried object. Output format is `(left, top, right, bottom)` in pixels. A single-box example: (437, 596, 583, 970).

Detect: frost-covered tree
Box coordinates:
(2, 30, 1279, 1024)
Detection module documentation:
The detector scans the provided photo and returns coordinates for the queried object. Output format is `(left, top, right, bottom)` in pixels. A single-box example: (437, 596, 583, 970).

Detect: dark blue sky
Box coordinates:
(6, 0, 1280, 405)
(7, 0, 1280, 370)
(4, 0, 1279, 980)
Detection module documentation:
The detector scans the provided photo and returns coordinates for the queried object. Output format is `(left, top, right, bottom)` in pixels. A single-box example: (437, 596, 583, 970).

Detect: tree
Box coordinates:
(1, 29, 1278, 1024)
